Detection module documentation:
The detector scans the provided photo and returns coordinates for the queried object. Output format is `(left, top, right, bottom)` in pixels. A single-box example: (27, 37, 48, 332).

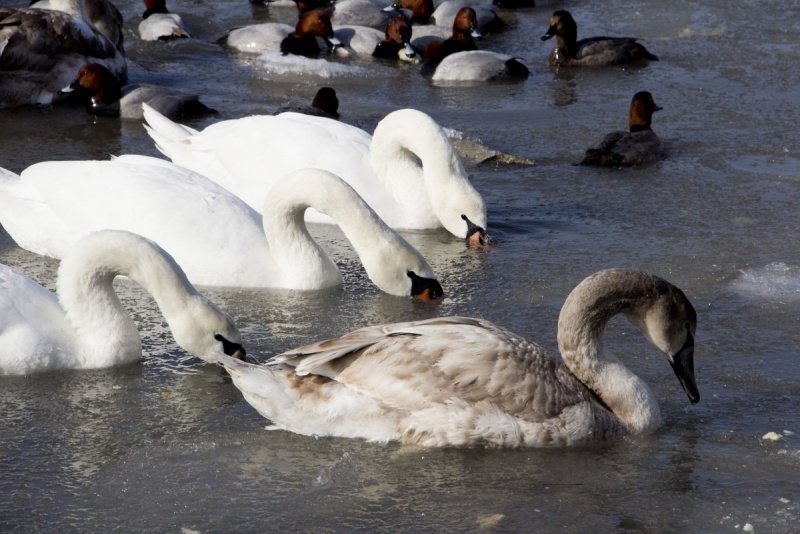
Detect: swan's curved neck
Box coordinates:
(261, 170, 424, 293)
(56, 233, 202, 367)
(556, 271, 662, 433)
(369, 110, 481, 233)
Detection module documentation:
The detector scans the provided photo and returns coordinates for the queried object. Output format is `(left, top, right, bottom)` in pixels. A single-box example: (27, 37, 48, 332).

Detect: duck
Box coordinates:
(329, 0, 387, 28)
(422, 8, 527, 81)
(274, 86, 340, 119)
(582, 91, 664, 167)
(430, 50, 529, 82)
(422, 7, 481, 65)
(58, 63, 216, 120)
(142, 105, 489, 247)
(29, 0, 124, 54)
(371, 13, 418, 62)
(0, 0, 126, 108)
(0, 159, 443, 298)
(0, 229, 245, 376)
(541, 10, 658, 67)
(383, 0, 505, 34)
(221, 9, 341, 56)
(219, 268, 699, 447)
(138, 0, 190, 41)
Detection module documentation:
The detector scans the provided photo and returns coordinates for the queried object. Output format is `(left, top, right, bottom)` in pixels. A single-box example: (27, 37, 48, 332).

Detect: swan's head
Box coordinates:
(636, 283, 699, 404)
(407, 270, 444, 302)
(172, 296, 246, 364)
(461, 214, 491, 250)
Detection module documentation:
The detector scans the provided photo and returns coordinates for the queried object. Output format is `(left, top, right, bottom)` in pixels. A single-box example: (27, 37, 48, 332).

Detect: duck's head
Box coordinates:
(385, 14, 417, 61)
(311, 87, 339, 118)
(59, 63, 122, 114)
(453, 7, 482, 41)
(541, 10, 577, 43)
(628, 91, 662, 133)
(296, 9, 341, 48)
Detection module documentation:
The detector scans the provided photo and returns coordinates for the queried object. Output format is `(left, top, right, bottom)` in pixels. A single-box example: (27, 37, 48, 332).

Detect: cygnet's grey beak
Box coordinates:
(669, 330, 699, 404)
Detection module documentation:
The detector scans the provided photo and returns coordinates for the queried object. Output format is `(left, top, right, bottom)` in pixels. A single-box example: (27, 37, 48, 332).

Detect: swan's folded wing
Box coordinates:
(270, 316, 584, 418)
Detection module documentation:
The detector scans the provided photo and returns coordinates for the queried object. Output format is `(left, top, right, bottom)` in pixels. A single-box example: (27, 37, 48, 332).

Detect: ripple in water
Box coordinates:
(731, 262, 800, 300)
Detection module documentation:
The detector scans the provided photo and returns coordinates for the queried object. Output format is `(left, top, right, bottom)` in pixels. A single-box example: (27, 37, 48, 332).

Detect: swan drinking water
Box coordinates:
(142, 105, 489, 247)
(220, 269, 699, 447)
(0, 230, 245, 376)
(0, 159, 443, 298)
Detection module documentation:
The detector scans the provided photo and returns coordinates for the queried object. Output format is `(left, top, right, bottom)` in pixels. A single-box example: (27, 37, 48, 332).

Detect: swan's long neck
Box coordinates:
(369, 109, 486, 236)
(262, 169, 431, 295)
(556, 270, 662, 434)
(56, 232, 204, 368)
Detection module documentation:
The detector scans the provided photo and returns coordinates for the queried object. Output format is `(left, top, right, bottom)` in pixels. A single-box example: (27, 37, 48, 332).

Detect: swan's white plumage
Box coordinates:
(0, 159, 438, 295)
(221, 269, 699, 447)
(142, 105, 486, 238)
(0, 230, 242, 375)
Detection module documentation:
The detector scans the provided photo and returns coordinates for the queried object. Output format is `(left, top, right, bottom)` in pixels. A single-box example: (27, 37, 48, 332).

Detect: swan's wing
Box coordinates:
(0, 264, 78, 374)
(147, 112, 384, 215)
(270, 316, 588, 419)
(18, 157, 272, 286)
(0, 167, 77, 257)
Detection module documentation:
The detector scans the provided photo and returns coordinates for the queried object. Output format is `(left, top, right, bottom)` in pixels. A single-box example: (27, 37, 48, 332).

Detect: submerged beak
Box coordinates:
(407, 271, 444, 302)
(541, 26, 556, 41)
(461, 214, 492, 250)
(669, 331, 699, 404)
(215, 334, 248, 362)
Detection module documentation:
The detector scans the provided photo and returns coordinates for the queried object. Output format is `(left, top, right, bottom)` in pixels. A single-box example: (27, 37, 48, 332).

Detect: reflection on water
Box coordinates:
(2, 0, 800, 531)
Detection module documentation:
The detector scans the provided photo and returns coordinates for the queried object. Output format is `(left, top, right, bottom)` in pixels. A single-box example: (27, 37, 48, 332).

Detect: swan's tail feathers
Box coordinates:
(141, 102, 199, 158)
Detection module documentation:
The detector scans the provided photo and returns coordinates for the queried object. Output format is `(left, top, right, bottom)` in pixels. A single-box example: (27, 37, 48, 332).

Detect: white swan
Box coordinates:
(220, 269, 699, 447)
(0, 0, 126, 107)
(0, 230, 245, 376)
(142, 105, 488, 245)
(0, 159, 443, 297)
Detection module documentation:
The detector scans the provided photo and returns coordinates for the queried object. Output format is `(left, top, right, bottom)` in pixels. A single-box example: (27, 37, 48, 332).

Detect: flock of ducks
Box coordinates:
(0, 0, 696, 448)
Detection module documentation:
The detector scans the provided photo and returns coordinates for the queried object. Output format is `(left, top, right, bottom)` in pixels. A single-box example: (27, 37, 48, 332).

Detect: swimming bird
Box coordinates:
(541, 10, 658, 67)
(371, 14, 418, 62)
(0, 0, 126, 107)
(0, 160, 443, 298)
(221, 9, 341, 56)
(274, 86, 340, 119)
(0, 229, 245, 376)
(581, 91, 664, 167)
(142, 105, 489, 247)
(138, 0, 190, 41)
(220, 268, 699, 447)
(59, 63, 216, 120)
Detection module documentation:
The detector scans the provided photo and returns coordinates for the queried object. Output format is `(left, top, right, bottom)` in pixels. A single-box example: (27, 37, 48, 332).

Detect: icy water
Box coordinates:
(1, 0, 800, 531)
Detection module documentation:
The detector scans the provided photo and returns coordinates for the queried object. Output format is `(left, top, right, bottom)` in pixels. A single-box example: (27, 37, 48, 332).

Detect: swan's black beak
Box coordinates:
(215, 334, 247, 361)
(541, 26, 556, 41)
(461, 214, 492, 250)
(669, 331, 699, 404)
(407, 271, 444, 302)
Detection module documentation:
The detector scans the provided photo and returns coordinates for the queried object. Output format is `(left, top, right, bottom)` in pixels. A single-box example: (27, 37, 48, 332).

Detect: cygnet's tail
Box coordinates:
(142, 102, 200, 160)
(219, 353, 298, 427)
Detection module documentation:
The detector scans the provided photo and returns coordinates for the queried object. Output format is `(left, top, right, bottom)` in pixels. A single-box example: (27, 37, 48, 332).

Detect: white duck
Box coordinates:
(0, 230, 245, 376)
(143, 105, 488, 246)
(0, 158, 443, 298)
(0, 0, 126, 107)
(220, 269, 699, 447)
